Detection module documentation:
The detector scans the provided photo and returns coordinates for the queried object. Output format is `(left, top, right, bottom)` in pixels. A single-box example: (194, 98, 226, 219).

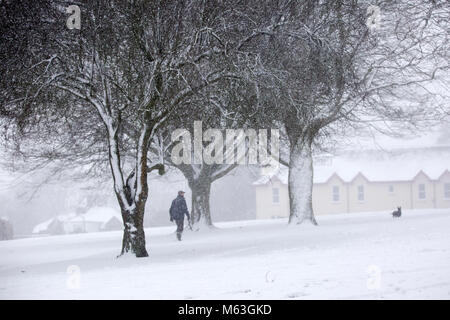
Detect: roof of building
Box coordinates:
(32, 207, 122, 233)
(69, 207, 122, 224)
(32, 213, 77, 234)
(253, 146, 450, 186)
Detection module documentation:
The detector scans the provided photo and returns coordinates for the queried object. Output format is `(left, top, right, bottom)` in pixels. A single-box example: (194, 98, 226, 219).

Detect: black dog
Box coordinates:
(392, 206, 402, 218)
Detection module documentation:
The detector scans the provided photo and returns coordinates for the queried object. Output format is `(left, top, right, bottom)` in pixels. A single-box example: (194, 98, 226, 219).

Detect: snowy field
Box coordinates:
(1, 209, 450, 300)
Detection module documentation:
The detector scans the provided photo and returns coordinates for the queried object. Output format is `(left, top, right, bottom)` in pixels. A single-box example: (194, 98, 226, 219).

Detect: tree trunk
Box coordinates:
(288, 138, 318, 225)
(116, 119, 153, 258)
(107, 133, 149, 258)
(189, 179, 214, 230)
(119, 205, 149, 257)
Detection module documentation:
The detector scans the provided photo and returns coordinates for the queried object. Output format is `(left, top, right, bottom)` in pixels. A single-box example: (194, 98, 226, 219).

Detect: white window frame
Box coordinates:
(357, 185, 364, 202)
(272, 187, 280, 204)
(332, 186, 340, 202)
(444, 183, 450, 200)
(418, 183, 426, 200)
(388, 185, 394, 194)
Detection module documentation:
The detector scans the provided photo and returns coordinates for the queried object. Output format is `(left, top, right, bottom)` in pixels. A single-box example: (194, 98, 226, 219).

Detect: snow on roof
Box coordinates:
(254, 147, 450, 185)
(32, 213, 77, 234)
(32, 219, 54, 234)
(32, 207, 121, 233)
(71, 207, 122, 224)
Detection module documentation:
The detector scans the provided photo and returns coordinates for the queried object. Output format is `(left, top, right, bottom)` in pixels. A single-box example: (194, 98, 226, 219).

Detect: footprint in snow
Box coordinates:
(287, 292, 308, 298)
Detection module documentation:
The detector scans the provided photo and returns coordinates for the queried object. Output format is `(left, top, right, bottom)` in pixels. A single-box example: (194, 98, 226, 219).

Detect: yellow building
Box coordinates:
(254, 147, 450, 219)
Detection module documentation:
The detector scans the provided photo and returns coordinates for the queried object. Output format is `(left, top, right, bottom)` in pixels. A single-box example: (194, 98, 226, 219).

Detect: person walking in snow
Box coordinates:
(170, 191, 191, 241)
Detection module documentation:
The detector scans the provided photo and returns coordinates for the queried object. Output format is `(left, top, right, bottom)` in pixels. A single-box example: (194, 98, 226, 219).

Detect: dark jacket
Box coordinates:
(170, 195, 190, 221)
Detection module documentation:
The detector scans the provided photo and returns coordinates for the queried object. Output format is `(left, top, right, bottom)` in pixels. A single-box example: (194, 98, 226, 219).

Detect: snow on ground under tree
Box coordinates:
(1, 209, 449, 299)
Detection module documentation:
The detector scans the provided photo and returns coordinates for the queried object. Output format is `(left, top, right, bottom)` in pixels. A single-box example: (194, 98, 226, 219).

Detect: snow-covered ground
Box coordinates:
(1, 209, 449, 300)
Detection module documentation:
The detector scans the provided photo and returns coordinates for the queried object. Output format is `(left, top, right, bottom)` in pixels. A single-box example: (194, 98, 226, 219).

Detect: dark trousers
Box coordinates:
(175, 219, 184, 239)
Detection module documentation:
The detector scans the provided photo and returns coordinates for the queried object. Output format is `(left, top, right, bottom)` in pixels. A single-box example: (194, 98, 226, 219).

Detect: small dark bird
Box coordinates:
(392, 206, 402, 218)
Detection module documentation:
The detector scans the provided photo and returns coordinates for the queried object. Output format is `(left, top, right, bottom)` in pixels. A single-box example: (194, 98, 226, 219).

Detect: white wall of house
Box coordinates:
(63, 221, 102, 233)
(255, 177, 290, 219)
(435, 171, 450, 209)
(346, 174, 412, 213)
(313, 174, 348, 215)
(411, 172, 435, 209)
(255, 170, 450, 219)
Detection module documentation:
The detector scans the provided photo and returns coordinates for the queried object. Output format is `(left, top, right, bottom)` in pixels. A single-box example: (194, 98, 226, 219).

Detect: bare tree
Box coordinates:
(156, 79, 259, 230)
(0, 0, 293, 256)
(256, 0, 449, 225)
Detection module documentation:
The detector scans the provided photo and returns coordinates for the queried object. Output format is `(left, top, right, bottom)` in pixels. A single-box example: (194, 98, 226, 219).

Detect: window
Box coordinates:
(445, 183, 450, 199)
(418, 184, 426, 200)
(357, 185, 364, 201)
(332, 186, 340, 202)
(388, 185, 394, 194)
(272, 187, 280, 204)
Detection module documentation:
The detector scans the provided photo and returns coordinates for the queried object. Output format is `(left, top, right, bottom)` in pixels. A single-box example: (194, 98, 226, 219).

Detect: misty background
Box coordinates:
(1, 123, 448, 237)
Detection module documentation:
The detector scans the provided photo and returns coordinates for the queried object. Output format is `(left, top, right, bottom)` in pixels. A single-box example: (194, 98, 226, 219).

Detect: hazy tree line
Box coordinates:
(0, 0, 448, 256)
